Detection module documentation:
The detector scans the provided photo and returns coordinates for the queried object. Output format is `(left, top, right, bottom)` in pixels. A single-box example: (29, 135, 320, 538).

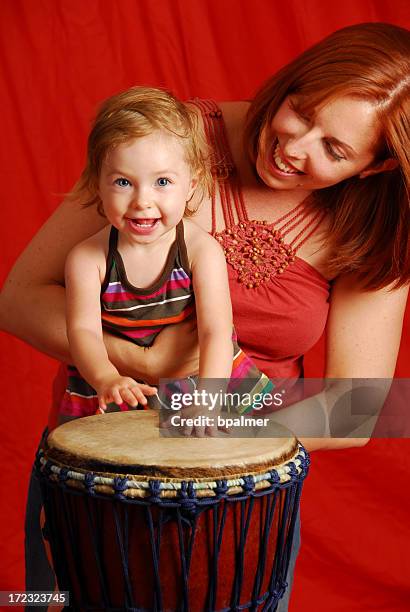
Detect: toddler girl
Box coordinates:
(61, 87, 271, 431)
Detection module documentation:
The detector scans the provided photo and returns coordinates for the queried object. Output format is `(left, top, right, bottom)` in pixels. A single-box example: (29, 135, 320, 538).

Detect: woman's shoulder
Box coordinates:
(218, 100, 251, 115)
(186, 99, 250, 128)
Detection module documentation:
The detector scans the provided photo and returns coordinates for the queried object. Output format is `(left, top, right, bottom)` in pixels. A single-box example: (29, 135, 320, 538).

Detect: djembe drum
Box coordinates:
(36, 412, 309, 611)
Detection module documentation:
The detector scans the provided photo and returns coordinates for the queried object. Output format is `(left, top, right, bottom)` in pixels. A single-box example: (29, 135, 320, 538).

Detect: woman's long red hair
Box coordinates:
(245, 23, 410, 289)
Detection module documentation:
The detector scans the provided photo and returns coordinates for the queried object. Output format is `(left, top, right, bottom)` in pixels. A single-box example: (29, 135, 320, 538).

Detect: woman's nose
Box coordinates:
(283, 126, 319, 161)
(282, 136, 309, 161)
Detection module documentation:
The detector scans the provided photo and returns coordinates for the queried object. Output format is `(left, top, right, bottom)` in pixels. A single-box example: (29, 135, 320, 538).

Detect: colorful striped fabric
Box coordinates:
(156, 330, 274, 416)
(101, 223, 195, 347)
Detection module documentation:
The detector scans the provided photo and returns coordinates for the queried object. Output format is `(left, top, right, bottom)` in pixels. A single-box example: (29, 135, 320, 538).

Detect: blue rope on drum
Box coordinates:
(36, 446, 309, 612)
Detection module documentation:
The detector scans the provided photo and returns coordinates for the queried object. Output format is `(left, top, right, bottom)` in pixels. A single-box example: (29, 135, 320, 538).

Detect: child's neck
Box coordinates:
(116, 226, 177, 289)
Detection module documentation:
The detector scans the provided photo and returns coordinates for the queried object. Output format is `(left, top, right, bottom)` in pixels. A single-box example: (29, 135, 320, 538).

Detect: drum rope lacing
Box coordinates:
(37, 444, 309, 502)
(37, 441, 309, 611)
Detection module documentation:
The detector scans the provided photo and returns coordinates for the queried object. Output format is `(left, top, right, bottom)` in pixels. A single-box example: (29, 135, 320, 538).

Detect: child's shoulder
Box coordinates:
(69, 225, 111, 260)
(183, 218, 220, 247)
(183, 219, 225, 262)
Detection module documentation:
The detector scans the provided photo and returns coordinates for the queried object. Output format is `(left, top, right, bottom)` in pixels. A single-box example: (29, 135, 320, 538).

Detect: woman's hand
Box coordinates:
(102, 331, 152, 382)
(146, 316, 200, 383)
(103, 317, 199, 385)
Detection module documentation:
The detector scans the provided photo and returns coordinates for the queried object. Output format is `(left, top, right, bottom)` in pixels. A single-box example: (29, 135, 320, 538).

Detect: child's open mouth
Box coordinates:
(126, 218, 160, 234)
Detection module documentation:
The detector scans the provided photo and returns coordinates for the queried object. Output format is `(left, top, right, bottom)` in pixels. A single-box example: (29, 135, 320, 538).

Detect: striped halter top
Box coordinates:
(100, 221, 195, 347)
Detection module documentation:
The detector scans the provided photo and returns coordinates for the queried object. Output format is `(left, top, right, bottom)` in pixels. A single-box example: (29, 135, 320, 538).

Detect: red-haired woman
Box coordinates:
(1, 22, 409, 611)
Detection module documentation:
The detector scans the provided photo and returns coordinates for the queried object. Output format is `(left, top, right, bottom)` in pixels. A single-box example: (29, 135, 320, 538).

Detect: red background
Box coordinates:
(0, 1, 409, 610)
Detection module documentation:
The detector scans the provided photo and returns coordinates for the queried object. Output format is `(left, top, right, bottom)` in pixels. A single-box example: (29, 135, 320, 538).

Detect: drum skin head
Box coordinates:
(46, 411, 298, 479)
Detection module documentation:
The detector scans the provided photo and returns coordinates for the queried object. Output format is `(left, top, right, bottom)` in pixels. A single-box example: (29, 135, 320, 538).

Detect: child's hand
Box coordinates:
(160, 404, 230, 438)
(97, 376, 157, 413)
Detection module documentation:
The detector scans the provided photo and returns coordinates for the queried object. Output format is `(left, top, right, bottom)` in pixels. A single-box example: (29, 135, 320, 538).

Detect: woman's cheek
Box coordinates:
(308, 160, 342, 186)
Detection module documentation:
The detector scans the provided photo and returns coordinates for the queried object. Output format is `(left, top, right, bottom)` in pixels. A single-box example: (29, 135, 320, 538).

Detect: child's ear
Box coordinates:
(187, 176, 199, 201)
(359, 158, 399, 179)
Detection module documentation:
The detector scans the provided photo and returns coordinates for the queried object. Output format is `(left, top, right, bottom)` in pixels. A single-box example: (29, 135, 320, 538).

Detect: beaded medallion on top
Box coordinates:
(214, 220, 296, 289)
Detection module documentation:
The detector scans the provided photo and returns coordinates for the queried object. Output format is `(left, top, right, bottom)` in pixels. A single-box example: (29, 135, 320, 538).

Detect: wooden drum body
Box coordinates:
(37, 412, 309, 611)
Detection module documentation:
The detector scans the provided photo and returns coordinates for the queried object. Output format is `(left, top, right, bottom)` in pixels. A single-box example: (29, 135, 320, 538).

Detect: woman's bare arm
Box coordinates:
(0, 199, 106, 359)
(272, 274, 408, 452)
(0, 198, 151, 380)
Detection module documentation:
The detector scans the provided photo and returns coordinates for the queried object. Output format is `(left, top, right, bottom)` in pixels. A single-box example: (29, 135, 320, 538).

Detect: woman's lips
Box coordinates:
(269, 141, 304, 176)
(126, 218, 160, 235)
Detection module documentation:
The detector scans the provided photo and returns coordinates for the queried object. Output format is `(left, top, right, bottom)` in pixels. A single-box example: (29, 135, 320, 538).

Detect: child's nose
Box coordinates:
(131, 186, 153, 209)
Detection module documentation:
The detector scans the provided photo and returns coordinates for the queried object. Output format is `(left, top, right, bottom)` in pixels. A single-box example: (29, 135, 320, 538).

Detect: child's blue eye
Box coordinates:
(114, 178, 131, 187)
(156, 177, 170, 187)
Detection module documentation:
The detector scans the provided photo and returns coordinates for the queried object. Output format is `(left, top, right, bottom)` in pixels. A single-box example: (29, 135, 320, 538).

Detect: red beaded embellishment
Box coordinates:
(214, 220, 296, 288)
(189, 99, 326, 289)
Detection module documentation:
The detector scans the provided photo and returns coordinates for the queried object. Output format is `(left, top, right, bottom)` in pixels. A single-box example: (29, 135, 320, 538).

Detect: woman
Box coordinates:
(1, 22, 409, 610)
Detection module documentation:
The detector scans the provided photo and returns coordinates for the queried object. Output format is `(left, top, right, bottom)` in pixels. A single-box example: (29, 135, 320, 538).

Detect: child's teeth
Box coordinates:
(133, 219, 157, 226)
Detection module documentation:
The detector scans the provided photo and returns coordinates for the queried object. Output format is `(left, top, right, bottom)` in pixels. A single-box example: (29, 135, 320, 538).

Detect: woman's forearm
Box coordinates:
(263, 380, 389, 451)
(0, 281, 151, 380)
(0, 282, 71, 363)
(0, 195, 111, 360)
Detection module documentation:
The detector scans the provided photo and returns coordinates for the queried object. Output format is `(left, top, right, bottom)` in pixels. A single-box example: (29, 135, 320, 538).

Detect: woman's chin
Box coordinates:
(257, 165, 299, 191)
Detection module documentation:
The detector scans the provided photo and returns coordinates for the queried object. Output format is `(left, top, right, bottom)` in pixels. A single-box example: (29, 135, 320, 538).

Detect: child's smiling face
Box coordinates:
(99, 130, 197, 245)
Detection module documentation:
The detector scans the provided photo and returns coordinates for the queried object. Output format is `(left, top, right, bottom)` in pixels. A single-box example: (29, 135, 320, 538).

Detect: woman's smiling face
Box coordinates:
(256, 95, 381, 192)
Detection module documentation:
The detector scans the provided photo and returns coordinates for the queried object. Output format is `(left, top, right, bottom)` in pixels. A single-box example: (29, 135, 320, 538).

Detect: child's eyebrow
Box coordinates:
(105, 168, 180, 177)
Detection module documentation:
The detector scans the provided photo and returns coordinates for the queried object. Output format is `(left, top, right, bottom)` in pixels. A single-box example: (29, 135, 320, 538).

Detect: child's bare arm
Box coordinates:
(190, 229, 233, 381)
(65, 239, 156, 410)
(180, 223, 233, 437)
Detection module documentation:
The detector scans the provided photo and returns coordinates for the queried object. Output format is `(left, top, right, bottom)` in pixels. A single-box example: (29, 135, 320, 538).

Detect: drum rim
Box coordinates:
(37, 442, 309, 500)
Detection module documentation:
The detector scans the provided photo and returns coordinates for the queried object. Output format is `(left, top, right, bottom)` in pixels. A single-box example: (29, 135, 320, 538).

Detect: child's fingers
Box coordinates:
(139, 384, 158, 396)
(182, 423, 194, 437)
(130, 385, 150, 405)
(112, 388, 124, 405)
(119, 387, 139, 407)
(96, 397, 108, 415)
(100, 380, 157, 411)
(193, 424, 206, 438)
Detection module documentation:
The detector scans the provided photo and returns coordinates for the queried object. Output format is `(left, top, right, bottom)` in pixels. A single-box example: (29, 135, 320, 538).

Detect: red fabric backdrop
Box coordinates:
(0, 1, 409, 610)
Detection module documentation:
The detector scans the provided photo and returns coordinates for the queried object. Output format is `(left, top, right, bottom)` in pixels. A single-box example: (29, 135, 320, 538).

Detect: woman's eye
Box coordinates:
(114, 178, 131, 187)
(325, 142, 345, 162)
(156, 177, 170, 187)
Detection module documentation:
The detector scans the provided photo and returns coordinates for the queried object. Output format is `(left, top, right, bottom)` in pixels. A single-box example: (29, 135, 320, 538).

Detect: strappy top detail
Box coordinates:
(190, 99, 330, 379)
(191, 98, 327, 288)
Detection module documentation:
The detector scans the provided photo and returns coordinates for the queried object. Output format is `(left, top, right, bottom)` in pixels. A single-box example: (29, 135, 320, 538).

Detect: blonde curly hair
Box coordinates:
(69, 86, 212, 216)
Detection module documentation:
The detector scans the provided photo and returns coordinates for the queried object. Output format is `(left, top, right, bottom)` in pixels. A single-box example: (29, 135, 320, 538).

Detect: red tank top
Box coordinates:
(192, 99, 330, 380)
